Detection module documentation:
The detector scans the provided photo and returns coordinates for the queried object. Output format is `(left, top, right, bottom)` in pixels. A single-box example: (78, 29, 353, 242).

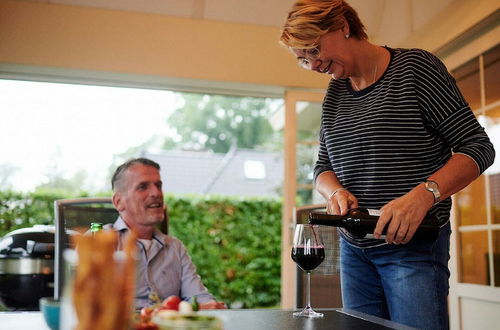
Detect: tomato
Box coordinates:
(161, 295, 181, 311)
(135, 322, 158, 330)
(140, 306, 154, 321)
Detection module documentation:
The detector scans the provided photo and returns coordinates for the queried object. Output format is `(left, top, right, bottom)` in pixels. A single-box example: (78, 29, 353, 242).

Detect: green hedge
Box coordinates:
(0, 190, 65, 235)
(0, 191, 282, 308)
(166, 195, 282, 308)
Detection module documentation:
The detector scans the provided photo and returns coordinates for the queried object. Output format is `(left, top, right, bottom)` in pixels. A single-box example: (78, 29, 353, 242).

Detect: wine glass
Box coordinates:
(291, 224, 325, 318)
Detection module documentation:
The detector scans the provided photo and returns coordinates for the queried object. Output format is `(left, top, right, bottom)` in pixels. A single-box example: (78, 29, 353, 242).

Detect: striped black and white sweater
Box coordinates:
(313, 47, 495, 248)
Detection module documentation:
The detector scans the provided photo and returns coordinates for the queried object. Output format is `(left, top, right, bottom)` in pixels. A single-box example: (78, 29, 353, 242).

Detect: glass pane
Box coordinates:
(296, 143, 319, 185)
(296, 101, 322, 140)
(490, 174, 500, 224)
(491, 230, 500, 287)
(460, 231, 489, 285)
(297, 188, 313, 206)
(0, 79, 284, 198)
(484, 105, 500, 118)
(484, 44, 500, 106)
(453, 58, 481, 110)
(455, 175, 487, 226)
(0, 80, 173, 192)
(482, 105, 500, 224)
(296, 143, 319, 206)
(295, 100, 322, 206)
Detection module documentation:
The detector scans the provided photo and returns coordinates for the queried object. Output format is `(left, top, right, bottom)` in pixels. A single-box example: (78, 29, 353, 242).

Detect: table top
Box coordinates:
(201, 309, 415, 330)
(0, 308, 415, 330)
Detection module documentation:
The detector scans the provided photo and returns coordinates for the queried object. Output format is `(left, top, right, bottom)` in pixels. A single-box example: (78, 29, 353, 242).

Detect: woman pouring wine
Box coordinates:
(279, 1, 495, 329)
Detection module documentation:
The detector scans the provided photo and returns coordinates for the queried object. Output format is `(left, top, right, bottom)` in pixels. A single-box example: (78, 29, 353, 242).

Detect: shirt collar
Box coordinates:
(113, 216, 168, 246)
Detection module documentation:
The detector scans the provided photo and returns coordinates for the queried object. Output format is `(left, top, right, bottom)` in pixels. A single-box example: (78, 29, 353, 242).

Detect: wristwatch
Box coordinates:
(424, 180, 441, 206)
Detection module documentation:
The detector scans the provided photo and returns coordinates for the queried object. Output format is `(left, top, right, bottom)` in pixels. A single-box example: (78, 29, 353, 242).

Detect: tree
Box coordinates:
(35, 169, 88, 193)
(0, 163, 19, 190)
(34, 150, 90, 193)
(162, 93, 279, 153)
(104, 93, 283, 186)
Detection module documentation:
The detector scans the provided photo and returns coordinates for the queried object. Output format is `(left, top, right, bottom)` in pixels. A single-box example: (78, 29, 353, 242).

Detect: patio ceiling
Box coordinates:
(33, 0, 457, 46)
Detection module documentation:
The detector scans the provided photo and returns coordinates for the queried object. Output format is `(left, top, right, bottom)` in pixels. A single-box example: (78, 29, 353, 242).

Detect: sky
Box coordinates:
(0, 79, 178, 192)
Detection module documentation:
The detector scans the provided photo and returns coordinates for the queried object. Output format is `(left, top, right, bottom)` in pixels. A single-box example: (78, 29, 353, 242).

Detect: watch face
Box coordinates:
(426, 181, 438, 191)
(425, 180, 441, 204)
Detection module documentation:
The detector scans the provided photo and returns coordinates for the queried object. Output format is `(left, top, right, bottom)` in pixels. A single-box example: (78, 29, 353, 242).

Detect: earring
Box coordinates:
(345, 33, 350, 39)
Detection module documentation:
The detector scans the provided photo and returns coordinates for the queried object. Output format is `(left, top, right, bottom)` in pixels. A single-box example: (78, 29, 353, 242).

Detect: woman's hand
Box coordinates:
(327, 188, 358, 215)
(374, 185, 434, 244)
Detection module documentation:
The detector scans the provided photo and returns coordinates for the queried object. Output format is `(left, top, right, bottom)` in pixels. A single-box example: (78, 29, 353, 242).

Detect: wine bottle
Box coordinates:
(90, 222, 103, 236)
(308, 208, 440, 241)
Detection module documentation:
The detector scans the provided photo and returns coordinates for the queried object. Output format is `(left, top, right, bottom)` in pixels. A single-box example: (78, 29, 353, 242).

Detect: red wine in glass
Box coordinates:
(291, 246, 325, 271)
(291, 224, 325, 318)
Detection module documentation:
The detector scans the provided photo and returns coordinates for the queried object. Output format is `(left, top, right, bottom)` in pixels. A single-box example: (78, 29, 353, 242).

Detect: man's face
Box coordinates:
(114, 163, 165, 227)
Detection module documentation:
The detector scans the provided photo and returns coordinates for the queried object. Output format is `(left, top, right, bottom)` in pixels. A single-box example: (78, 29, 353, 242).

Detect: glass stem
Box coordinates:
(306, 271, 312, 309)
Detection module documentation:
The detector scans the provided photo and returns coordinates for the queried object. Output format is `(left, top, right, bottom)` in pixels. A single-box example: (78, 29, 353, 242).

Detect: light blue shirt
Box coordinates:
(109, 217, 215, 308)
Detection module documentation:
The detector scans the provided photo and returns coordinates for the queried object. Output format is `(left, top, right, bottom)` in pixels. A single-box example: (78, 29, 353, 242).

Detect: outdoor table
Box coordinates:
(202, 309, 415, 330)
(0, 308, 415, 330)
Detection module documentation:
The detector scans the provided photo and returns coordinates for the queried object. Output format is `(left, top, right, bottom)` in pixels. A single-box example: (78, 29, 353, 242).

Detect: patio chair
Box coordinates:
(53, 197, 168, 300)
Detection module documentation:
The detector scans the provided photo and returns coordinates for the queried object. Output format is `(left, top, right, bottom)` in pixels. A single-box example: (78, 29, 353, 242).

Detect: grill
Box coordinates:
(0, 225, 55, 310)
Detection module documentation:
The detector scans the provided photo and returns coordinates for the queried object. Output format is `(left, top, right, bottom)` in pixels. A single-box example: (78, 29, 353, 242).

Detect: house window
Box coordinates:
(244, 160, 266, 180)
(453, 43, 500, 286)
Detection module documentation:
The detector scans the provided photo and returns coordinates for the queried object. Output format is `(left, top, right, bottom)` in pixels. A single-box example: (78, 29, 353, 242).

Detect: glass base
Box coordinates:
(293, 306, 324, 318)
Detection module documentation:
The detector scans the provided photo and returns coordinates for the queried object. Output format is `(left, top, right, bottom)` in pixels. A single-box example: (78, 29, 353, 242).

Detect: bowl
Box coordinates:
(152, 312, 223, 330)
(39, 297, 60, 330)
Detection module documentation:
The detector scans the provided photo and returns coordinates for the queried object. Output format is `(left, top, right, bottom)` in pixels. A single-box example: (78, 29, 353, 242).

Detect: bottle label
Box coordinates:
(367, 208, 381, 216)
(365, 233, 386, 239)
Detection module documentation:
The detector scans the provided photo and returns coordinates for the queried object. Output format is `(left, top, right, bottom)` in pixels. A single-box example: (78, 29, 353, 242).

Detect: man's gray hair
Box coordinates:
(111, 158, 160, 191)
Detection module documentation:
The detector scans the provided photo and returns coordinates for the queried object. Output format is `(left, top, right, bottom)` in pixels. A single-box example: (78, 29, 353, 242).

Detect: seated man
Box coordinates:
(109, 157, 225, 309)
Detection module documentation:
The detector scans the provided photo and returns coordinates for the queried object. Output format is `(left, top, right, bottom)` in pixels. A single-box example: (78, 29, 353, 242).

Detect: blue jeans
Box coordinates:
(340, 222, 451, 330)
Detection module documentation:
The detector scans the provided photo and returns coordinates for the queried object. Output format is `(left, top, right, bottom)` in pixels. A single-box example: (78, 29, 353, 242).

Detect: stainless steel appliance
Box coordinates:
(0, 225, 55, 310)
